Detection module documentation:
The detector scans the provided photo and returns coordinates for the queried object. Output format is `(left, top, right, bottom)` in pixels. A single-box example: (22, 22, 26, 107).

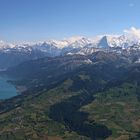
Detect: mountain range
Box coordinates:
(1, 30, 140, 69)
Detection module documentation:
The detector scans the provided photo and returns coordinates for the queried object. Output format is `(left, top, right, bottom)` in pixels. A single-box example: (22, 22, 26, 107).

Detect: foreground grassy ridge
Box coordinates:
(0, 79, 90, 140)
(1, 81, 140, 140)
(81, 83, 140, 140)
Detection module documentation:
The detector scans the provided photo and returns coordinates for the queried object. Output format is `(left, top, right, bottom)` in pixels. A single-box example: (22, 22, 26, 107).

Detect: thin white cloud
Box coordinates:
(124, 27, 140, 41)
(129, 3, 135, 7)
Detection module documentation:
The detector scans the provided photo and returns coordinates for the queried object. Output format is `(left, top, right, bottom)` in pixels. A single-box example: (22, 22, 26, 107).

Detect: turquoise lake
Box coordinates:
(0, 77, 18, 99)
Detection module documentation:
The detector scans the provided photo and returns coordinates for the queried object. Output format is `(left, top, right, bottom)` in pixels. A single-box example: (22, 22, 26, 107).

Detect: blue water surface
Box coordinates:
(0, 77, 18, 99)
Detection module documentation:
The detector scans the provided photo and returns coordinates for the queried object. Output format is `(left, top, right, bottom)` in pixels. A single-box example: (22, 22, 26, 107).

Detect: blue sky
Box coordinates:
(0, 0, 140, 42)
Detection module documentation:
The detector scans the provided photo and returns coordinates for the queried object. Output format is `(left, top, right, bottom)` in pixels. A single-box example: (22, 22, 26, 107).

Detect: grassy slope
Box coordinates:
(81, 83, 140, 140)
(0, 79, 90, 140)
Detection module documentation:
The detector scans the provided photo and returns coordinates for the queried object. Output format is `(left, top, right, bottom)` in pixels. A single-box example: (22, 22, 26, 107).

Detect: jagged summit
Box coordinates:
(0, 27, 140, 68)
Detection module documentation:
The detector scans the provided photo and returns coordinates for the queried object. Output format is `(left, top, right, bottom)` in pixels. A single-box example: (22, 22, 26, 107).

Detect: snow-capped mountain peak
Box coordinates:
(0, 27, 140, 57)
(1, 27, 140, 69)
(0, 40, 14, 49)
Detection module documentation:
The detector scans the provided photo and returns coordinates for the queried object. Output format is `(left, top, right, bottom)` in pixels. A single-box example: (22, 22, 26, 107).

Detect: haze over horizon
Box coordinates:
(0, 0, 140, 42)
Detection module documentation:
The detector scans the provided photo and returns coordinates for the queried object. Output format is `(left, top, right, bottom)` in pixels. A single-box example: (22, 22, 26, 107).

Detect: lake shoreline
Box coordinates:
(0, 76, 19, 99)
(16, 85, 27, 94)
